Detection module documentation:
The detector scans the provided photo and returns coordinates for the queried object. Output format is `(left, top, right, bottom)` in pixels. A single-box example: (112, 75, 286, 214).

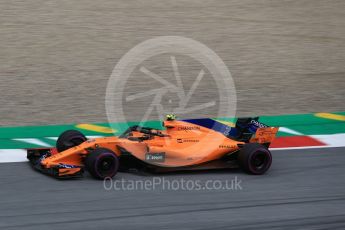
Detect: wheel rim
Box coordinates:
(96, 155, 117, 177)
(250, 151, 270, 172)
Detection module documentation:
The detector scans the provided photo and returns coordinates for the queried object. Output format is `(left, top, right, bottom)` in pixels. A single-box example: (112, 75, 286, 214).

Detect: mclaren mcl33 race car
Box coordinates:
(27, 116, 279, 179)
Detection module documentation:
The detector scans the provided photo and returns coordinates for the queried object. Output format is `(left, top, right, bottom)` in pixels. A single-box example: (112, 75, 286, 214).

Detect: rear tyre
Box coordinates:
(56, 130, 87, 152)
(85, 148, 119, 179)
(238, 143, 272, 175)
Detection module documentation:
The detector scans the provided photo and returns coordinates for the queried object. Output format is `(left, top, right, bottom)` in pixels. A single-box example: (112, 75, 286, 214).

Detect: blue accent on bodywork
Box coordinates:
(182, 118, 238, 138)
(58, 163, 80, 169)
(248, 123, 258, 133)
(38, 153, 49, 163)
(247, 120, 268, 133)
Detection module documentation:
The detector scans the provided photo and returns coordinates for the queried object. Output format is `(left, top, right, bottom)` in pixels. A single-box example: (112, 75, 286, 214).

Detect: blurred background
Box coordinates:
(0, 0, 344, 126)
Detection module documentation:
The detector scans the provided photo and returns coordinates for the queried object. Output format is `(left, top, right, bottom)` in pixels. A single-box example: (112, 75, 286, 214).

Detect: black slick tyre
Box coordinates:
(56, 130, 87, 152)
(238, 143, 272, 175)
(85, 148, 119, 179)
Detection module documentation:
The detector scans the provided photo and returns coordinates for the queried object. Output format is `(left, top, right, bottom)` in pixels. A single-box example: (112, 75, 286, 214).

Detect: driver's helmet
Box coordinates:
(166, 114, 177, 121)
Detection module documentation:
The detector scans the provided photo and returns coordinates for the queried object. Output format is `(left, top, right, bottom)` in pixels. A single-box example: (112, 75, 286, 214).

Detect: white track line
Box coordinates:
(271, 146, 343, 151)
(13, 138, 51, 147)
(272, 133, 345, 150)
(279, 127, 303, 135)
(310, 134, 345, 148)
(0, 149, 27, 163)
(1, 134, 344, 163)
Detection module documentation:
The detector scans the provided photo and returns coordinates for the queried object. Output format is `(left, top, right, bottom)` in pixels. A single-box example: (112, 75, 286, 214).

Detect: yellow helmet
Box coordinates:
(166, 114, 177, 121)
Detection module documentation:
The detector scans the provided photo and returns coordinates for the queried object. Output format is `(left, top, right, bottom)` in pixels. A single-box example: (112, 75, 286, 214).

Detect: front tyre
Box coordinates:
(85, 148, 119, 179)
(238, 143, 272, 175)
(56, 130, 87, 152)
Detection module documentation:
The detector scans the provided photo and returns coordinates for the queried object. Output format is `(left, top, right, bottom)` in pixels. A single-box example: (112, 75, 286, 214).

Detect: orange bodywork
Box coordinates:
(39, 119, 278, 176)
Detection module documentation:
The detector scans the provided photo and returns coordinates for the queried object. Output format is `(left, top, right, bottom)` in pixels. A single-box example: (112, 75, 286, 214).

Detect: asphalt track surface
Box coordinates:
(1, 0, 345, 126)
(0, 147, 344, 229)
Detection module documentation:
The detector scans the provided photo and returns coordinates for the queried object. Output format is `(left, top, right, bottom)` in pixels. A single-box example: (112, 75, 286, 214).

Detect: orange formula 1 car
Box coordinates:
(27, 117, 278, 179)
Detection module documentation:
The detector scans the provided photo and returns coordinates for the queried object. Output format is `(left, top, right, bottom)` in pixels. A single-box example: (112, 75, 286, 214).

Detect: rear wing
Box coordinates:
(250, 126, 279, 145)
(235, 117, 279, 146)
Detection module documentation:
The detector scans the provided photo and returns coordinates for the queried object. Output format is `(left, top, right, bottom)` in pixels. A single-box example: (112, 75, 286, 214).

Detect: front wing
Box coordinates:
(27, 148, 84, 179)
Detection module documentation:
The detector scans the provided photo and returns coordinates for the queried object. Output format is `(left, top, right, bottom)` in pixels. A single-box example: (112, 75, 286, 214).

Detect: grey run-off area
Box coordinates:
(1, 0, 344, 126)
